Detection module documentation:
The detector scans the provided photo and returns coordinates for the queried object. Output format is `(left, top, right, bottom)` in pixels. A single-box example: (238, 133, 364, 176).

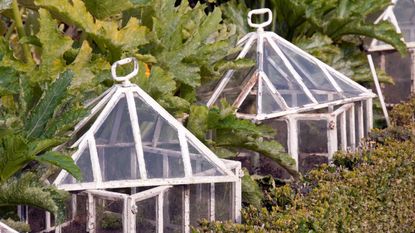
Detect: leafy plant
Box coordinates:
(219, 0, 406, 85)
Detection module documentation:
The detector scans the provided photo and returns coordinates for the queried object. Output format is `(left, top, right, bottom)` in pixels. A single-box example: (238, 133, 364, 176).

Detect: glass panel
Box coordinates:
(190, 184, 211, 227)
(263, 40, 313, 107)
(261, 81, 283, 114)
(215, 183, 233, 221)
(188, 140, 224, 176)
(355, 103, 361, 146)
(327, 70, 364, 97)
(363, 101, 368, 137)
(62, 144, 93, 184)
(95, 197, 124, 233)
(298, 120, 328, 154)
(383, 51, 412, 104)
(94, 95, 140, 182)
(135, 95, 185, 179)
(197, 42, 257, 105)
(394, 0, 415, 43)
(28, 207, 46, 232)
(238, 81, 257, 114)
(263, 119, 288, 151)
(163, 186, 184, 233)
(62, 194, 88, 233)
(136, 196, 157, 233)
(277, 41, 343, 103)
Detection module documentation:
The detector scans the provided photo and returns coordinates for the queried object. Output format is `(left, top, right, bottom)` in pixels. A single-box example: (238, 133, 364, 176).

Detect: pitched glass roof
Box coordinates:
(54, 58, 237, 191)
(204, 9, 375, 120)
(369, 0, 415, 51)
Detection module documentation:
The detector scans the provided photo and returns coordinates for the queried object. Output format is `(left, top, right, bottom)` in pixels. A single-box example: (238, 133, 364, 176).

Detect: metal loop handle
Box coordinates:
(248, 8, 273, 29)
(111, 57, 139, 84)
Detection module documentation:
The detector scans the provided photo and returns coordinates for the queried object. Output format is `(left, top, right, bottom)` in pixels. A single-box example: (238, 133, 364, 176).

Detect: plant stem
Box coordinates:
(11, 0, 32, 64)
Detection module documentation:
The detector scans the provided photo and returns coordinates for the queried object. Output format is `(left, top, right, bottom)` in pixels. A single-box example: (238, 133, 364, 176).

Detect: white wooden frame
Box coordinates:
(54, 84, 239, 191)
(0, 222, 19, 233)
(368, 0, 415, 52)
(206, 29, 376, 120)
(282, 100, 371, 167)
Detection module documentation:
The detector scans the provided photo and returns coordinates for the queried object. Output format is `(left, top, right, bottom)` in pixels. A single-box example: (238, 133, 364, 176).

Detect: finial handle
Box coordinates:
(111, 57, 139, 84)
(248, 8, 272, 29)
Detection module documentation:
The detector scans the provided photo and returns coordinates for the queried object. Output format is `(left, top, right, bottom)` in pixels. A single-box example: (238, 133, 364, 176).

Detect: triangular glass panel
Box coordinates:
(188, 139, 224, 176)
(261, 80, 283, 114)
(134, 94, 185, 179)
(238, 81, 258, 114)
(198, 42, 257, 105)
(276, 41, 343, 103)
(262, 40, 314, 108)
(394, 0, 415, 43)
(62, 144, 93, 184)
(328, 70, 365, 97)
(94, 94, 141, 181)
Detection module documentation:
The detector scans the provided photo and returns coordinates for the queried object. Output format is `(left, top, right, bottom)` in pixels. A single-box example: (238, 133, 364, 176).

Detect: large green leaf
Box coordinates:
(187, 105, 209, 140)
(35, 151, 81, 180)
(35, 9, 73, 82)
(0, 172, 69, 222)
(84, 0, 133, 19)
(25, 70, 73, 139)
(0, 66, 19, 96)
(0, 134, 31, 182)
(35, 0, 149, 61)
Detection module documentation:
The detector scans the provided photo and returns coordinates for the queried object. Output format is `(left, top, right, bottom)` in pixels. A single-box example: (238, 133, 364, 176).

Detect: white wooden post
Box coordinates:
(287, 117, 299, 170)
(340, 112, 347, 151)
(357, 102, 364, 142)
(157, 193, 164, 233)
(210, 183, 215, 221)
(87, 193, 96, 233)
(184, 186, 190, 233)
(349, 105, 356, 150)
(327, 116, 338, 160)
(234, 165, 242, 223)
(365, 98, 374, 134)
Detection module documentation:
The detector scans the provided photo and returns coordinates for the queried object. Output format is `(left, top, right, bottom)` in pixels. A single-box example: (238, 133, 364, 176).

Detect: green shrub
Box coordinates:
(196, 138, 415, 232)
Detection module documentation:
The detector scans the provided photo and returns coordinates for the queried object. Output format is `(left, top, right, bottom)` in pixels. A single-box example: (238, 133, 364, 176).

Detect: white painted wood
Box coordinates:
(210, 183, 215, 221)
(0, 222, 19, 233)
(126, 91, 148, 179)
(236, 94, 374, 121)
(366, 98, 374, 133)
(86, 190, 129, 200)
(233, 70, 258, 109)
(88, 136, 103, 183)
(131, 186, 172, 202)
(58, 175, 238, 191)
(349, 105, 356, 150)
(367, 54, 389, 126)
(71, 194, 77, 220)
(257, 33, 264, 114)
(45, 212, 51, 230)
(87, 193, 96, 233)
(340, 112, 347, 151)
(184, 186, 190, 233)
(287, 118, 299, 170)
(157, 193, 164, 233)
(327, 116, 338, 160)
(357, 102, 364, 141)
(234, 164, 242, 223)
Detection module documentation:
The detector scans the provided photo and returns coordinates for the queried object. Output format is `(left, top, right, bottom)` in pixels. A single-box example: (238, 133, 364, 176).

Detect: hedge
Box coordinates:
(195, 100, 415, 233)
